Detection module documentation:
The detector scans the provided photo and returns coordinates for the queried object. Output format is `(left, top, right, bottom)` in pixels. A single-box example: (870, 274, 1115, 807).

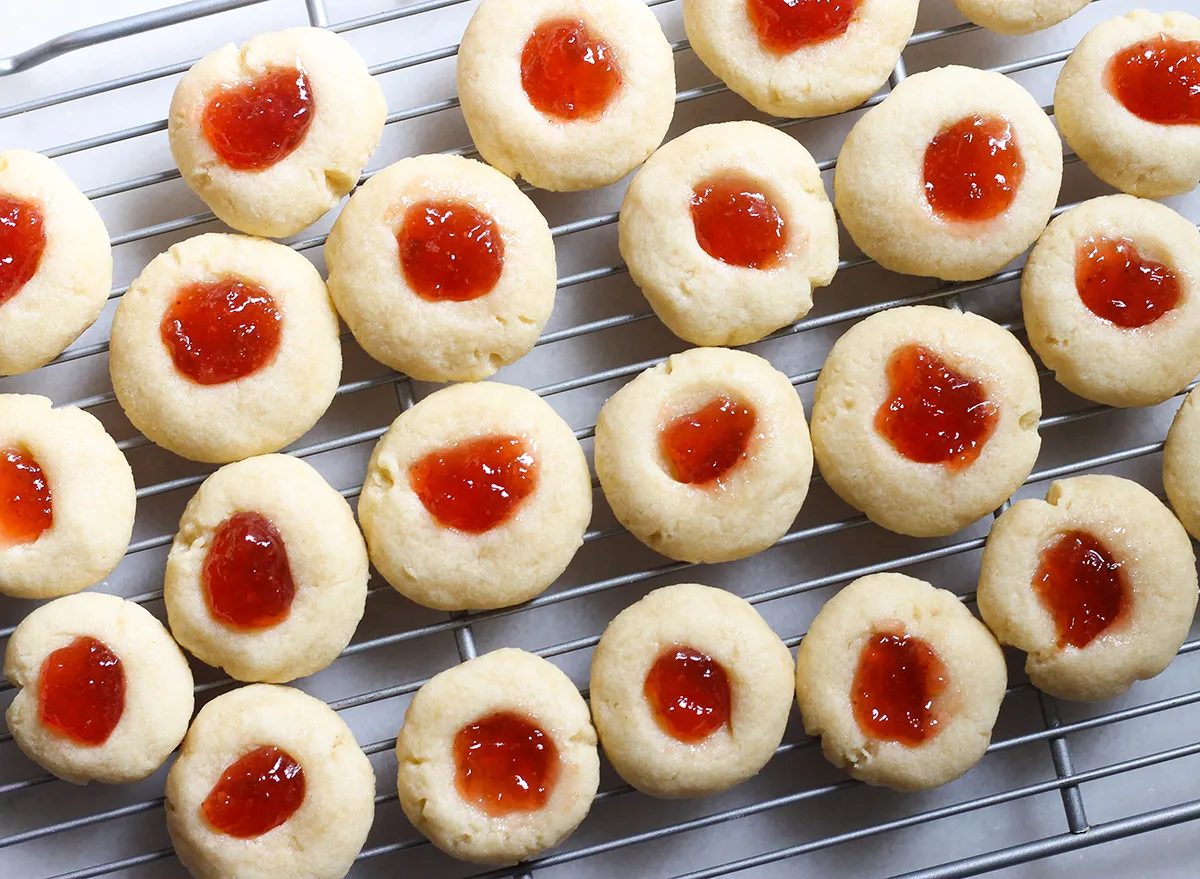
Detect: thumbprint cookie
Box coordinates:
(1163, 386, 1200, 542)
(951, 0, 1089, 35)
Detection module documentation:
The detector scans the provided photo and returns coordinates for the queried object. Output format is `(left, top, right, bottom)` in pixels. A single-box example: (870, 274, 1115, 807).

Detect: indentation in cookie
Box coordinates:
(643, 645, 732, 743)
(202, 745, 306, 837)
(397, 200, 505, 301)
(408, 435, 538, 533)
(1033, 530, 1128, 649)
(851, 629, 948, 747)
(690, 174, 789, 269)
(453, 711, 559, 816)
(39, 635, 126, 746)
(746, 0, 858, 54)
(659, 396, 757, 485)
(1105, 35, 1200, 126)
(1075, 235, 1181, 328)
(0, 446, 52, 546)
(201, 67, 315, 171)
(0, 194, 45, 306)
(922, 114, 1025, 223)
(202, 511, 296, 631)
(520, 19, 623, 122)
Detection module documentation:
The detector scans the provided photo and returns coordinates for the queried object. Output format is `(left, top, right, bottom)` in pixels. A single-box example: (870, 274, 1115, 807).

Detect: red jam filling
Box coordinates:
(0, 196, 46, 307)
(1033, 530, 1127, 649)
(923, 115, 1025, 223)
(201, 67, 314, 171)
(160, 278, 283, 386)
(690, 175, 789, 269)
(746, 0, 858, 54)
(202, 746, 306, 838)
(202, 511, 296, 631)
(409, 435, 537, 533)
(520, 19, 622, 122)
(852, 631, 948, 746)
(454, 712, 558, 816)
(644, 645, 732, 743)
(0, 448, 52, 546)
(876, 344, 998, 471)
(39, 636, 125, 746)
(660, 396, 757, 485)
(397, 200, 505, 302)
(1106, 35, 1200, 126)
(1075, 235, 1182, 328)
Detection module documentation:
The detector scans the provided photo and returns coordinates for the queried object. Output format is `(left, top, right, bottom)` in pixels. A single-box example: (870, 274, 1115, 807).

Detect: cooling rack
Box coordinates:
(2, 0, 1199, 877)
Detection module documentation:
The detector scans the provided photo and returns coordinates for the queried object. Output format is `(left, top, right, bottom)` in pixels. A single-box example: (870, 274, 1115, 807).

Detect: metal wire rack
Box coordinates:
(2, 1, 1200, 877)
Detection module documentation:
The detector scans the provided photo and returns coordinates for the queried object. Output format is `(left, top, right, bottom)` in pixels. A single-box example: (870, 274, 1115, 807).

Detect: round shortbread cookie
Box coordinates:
(795, 573, 1007, 791)
(166, 684, 375, 879)
(0, 394, 135, 600)
(1163, 386, 1200, 541)
(396, 648, 599, 865)
(457, 0, 676, 191)
(1022, 195, 1200, 408)
(164, 455, 368, 684)
(811, 306, 1042, 538)
(359, 382, 591, 610)
(5, 593, 194, 784)
(835, 65, 1063, 281)
(683, 0, 919, 119)
(169, 26, 386, 238)
(0, 150, 112, 376)
(951, 0, 1089, 35)
(978, 475, 1197, 702)
(618, 121, 839, 346)
(325, 154, 556, 382)
(594, 347, 813, 563)
(109, 233, 341, 464)
(589, 583, 795, 798)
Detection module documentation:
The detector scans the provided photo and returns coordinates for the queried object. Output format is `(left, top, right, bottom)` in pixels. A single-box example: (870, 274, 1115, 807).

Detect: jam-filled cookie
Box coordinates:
(951, 0, 1089, 35)
(0, 394, 135, 600)
(978, 475, 1197, 702)
(1055, 11, 1200, 199)
(795, 573, 1006, 791)
(0, 150, 112, 376)
(169, 27, 386, 238)
(589, 583, 794, 798)
(457, 0, 676, 191)
(836, 65, 1063, 281)
(358, 382, 591, 610)
(109, 233, 341, 464)
(5, 593, 194, 784)
(683, 0, 919, 119)
(396, 648, 599, 865)
(326, 154, 556, 382)
(594, 347, 813, 563)
(619, 121, 839, 346)
(1022, 195, 1200, 408)
(1162, 386, 1200, 541)
(164, 455, 368, 683)
(811, 306, 1041, 537)
(166, 684, 375, 879)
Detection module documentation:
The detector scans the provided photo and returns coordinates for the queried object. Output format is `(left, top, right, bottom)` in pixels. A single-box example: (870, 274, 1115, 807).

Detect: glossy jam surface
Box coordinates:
(876, 344, 998, 470)
(202, 746, 306, 838)
(0, 196, 46, 306)
(1075, 235, 1181, 328)
(0, 448, 52, 546)
(520, 19, 622, 122)
(201, 68, 314, 171)
(644, 646, 732, 743)
(409, 436, 537, 533)
(39, 636, 125, 746)
(1106, 36, 1200, 126)
(1034, 530, 1127, 649)
(454, 712, 558, 816)
(690, 176, 788, 269)
(202, 512, 296, 631)
(397, 200, 504, 302)
(660, 396, 757, 485)
(746, 0, 858, 54)
(161, 279, 283, 386)
(923, 115, 1025, 223)
(852, 631, 948, 746)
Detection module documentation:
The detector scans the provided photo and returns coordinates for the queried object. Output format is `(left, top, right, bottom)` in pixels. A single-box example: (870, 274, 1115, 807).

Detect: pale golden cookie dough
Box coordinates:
(0, 394, 135, 600)
(457, 0, 676, 191)
(683, 0, 918, 118)
(169, 26, 386, 238)
(978, 475, 1197, 702)
(811, 306, 1042, 538)
(951, 0, 1089, 35)
(5, 593, 194, 785)
(619, 121, 838, 346)
(396, 648, 599, 865)
(0, 150, 112, 375)
(1163, 386, 1200, 541)
(166, 684, 375, 879)
(594, 347, 813, 563)
(326, 154, 556, 382)
(109, 233, 341, 464)
(359, 382, 591, 610)
(795, 573, 1006, 791)
(164, 455, 368, 684)
(835, 65, 1063, 281)
(1022, 195, 1200, 408)
(589, 583, 794, 798)
(1056, 11, 1200, 199)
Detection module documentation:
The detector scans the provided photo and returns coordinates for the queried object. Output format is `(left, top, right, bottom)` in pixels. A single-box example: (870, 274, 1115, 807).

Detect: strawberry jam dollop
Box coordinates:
(1034, 530, 1127, 649)
(454, 712, 558, 816)
(201, 68, 314, 171)
(39, 636, 125, 746)
(746, 0, 858, 54)
(1075, 235, 1181, 328)
(644, 645, 732, 743)
(0, 196, 46, 307)
(202, 511, 295, 631)
(203, 746, 306, 838)
(398, 200, 504, 302)
(0, 447, 52, 546)
(852, 631, 948, 746)
(923, 115, 1025, 223)
(520, 19, 622, 122)
(690, 175, 789, 269)
(660, 396, 757, 485)
(1106, 35, 1200, 126)
(409, 435, 537, 533)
